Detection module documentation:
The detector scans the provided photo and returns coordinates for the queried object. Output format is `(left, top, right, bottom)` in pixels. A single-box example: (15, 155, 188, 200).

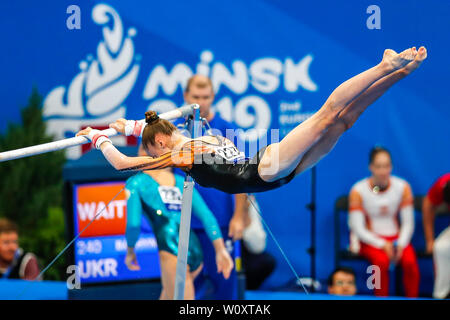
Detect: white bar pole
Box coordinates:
(0, 104, 195, 162)
(173, 104, 201, 300)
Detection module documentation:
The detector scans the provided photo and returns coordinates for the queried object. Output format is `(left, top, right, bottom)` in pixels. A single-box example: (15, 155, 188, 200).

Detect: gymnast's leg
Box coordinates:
(158, 250, 201, 300)
(294, 47, 427, 175)
(258, 47, 417, 182)
(258, 48, 417, 181)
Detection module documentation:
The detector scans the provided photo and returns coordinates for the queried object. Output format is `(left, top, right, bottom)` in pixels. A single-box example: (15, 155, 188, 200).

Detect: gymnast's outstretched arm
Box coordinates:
(75, 127, 194, 171)
(100, 143, 193, 171)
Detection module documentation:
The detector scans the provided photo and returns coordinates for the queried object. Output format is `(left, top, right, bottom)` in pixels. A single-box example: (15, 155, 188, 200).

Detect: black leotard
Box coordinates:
(187, 137, 296, 194)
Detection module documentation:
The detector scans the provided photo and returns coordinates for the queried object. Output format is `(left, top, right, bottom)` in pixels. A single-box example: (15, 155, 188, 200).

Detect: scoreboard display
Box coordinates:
(73, 181, 161, 284)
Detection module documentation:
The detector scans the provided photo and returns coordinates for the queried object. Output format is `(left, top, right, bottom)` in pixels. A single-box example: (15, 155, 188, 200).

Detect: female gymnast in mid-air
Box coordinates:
(77, 47, 427, 194)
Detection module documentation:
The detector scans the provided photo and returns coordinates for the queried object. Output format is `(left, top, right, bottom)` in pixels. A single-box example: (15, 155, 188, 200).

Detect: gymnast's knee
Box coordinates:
(325, 118, 351, 135)
(335, 115, 355, 131)
(321, 102, 355, 131)
(318, 111, 341, 132)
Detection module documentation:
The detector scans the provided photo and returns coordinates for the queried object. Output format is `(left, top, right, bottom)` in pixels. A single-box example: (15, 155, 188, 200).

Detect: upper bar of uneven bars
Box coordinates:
(0, 104, 197, 162)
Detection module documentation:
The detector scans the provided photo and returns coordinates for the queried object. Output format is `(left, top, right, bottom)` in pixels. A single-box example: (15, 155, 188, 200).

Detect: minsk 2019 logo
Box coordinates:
(43, 3, 318, 160)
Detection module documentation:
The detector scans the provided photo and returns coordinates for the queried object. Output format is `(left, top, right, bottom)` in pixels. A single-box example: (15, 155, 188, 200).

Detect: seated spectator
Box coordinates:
(348, 146, 419, 297)
(422, 173, 450, 299)
(241, 195, 276, 290)
(0, 218, 40, 280)
(327, 267, 357, 296)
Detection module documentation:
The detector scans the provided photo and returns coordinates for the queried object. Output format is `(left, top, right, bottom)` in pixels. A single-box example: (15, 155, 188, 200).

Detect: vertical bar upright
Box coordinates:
(173, 104, 201, 300)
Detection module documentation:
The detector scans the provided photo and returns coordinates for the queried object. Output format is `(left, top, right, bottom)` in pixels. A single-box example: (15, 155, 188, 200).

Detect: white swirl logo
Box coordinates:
(43, 4, 140, 159)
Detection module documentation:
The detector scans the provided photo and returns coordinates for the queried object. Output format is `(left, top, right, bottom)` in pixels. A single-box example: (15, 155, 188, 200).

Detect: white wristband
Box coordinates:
(124, 120, 135, 137)
(94, 135, 112, 149)
(89, 130, 111, 150)
(124, 120, 146, 137)
(87, 129, 101, 141)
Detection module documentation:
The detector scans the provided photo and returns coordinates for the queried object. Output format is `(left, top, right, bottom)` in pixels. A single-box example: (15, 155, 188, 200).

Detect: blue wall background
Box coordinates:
(0, 0, 448, 289)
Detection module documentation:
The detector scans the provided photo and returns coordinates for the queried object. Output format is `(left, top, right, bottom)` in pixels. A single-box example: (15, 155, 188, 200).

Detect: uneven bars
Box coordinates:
(173, 104, 201, 300)
(0, 104, 196, 162)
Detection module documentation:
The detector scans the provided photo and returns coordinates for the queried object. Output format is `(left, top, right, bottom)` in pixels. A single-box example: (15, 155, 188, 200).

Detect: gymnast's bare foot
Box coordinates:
(382, 47, 417, 71)
(402, 46, 427, 74)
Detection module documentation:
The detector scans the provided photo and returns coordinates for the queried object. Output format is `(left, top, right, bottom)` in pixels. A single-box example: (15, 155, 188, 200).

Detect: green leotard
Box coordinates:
(125, 172, 222, 271)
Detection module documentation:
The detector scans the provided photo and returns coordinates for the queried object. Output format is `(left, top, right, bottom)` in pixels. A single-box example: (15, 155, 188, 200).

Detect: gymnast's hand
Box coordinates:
(109, 118, 127, 135)
(76, 127, 113, 150)
(76, 127, 94, 138)
(75, 127, 101, 142)
(214, 240, 234, 280)
(125, 247, 141, 271)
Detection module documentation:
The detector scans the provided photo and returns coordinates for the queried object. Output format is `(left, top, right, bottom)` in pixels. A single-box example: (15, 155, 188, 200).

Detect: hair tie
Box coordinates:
(147, 113, 159, 125)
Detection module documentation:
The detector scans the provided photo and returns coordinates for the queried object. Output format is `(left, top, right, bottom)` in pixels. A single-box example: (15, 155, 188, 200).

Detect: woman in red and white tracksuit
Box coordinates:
(348, 146, 420, 297)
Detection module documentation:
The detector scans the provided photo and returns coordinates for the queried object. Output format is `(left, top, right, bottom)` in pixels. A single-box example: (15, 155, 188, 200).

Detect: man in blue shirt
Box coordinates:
(174, 74, 249, 299)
